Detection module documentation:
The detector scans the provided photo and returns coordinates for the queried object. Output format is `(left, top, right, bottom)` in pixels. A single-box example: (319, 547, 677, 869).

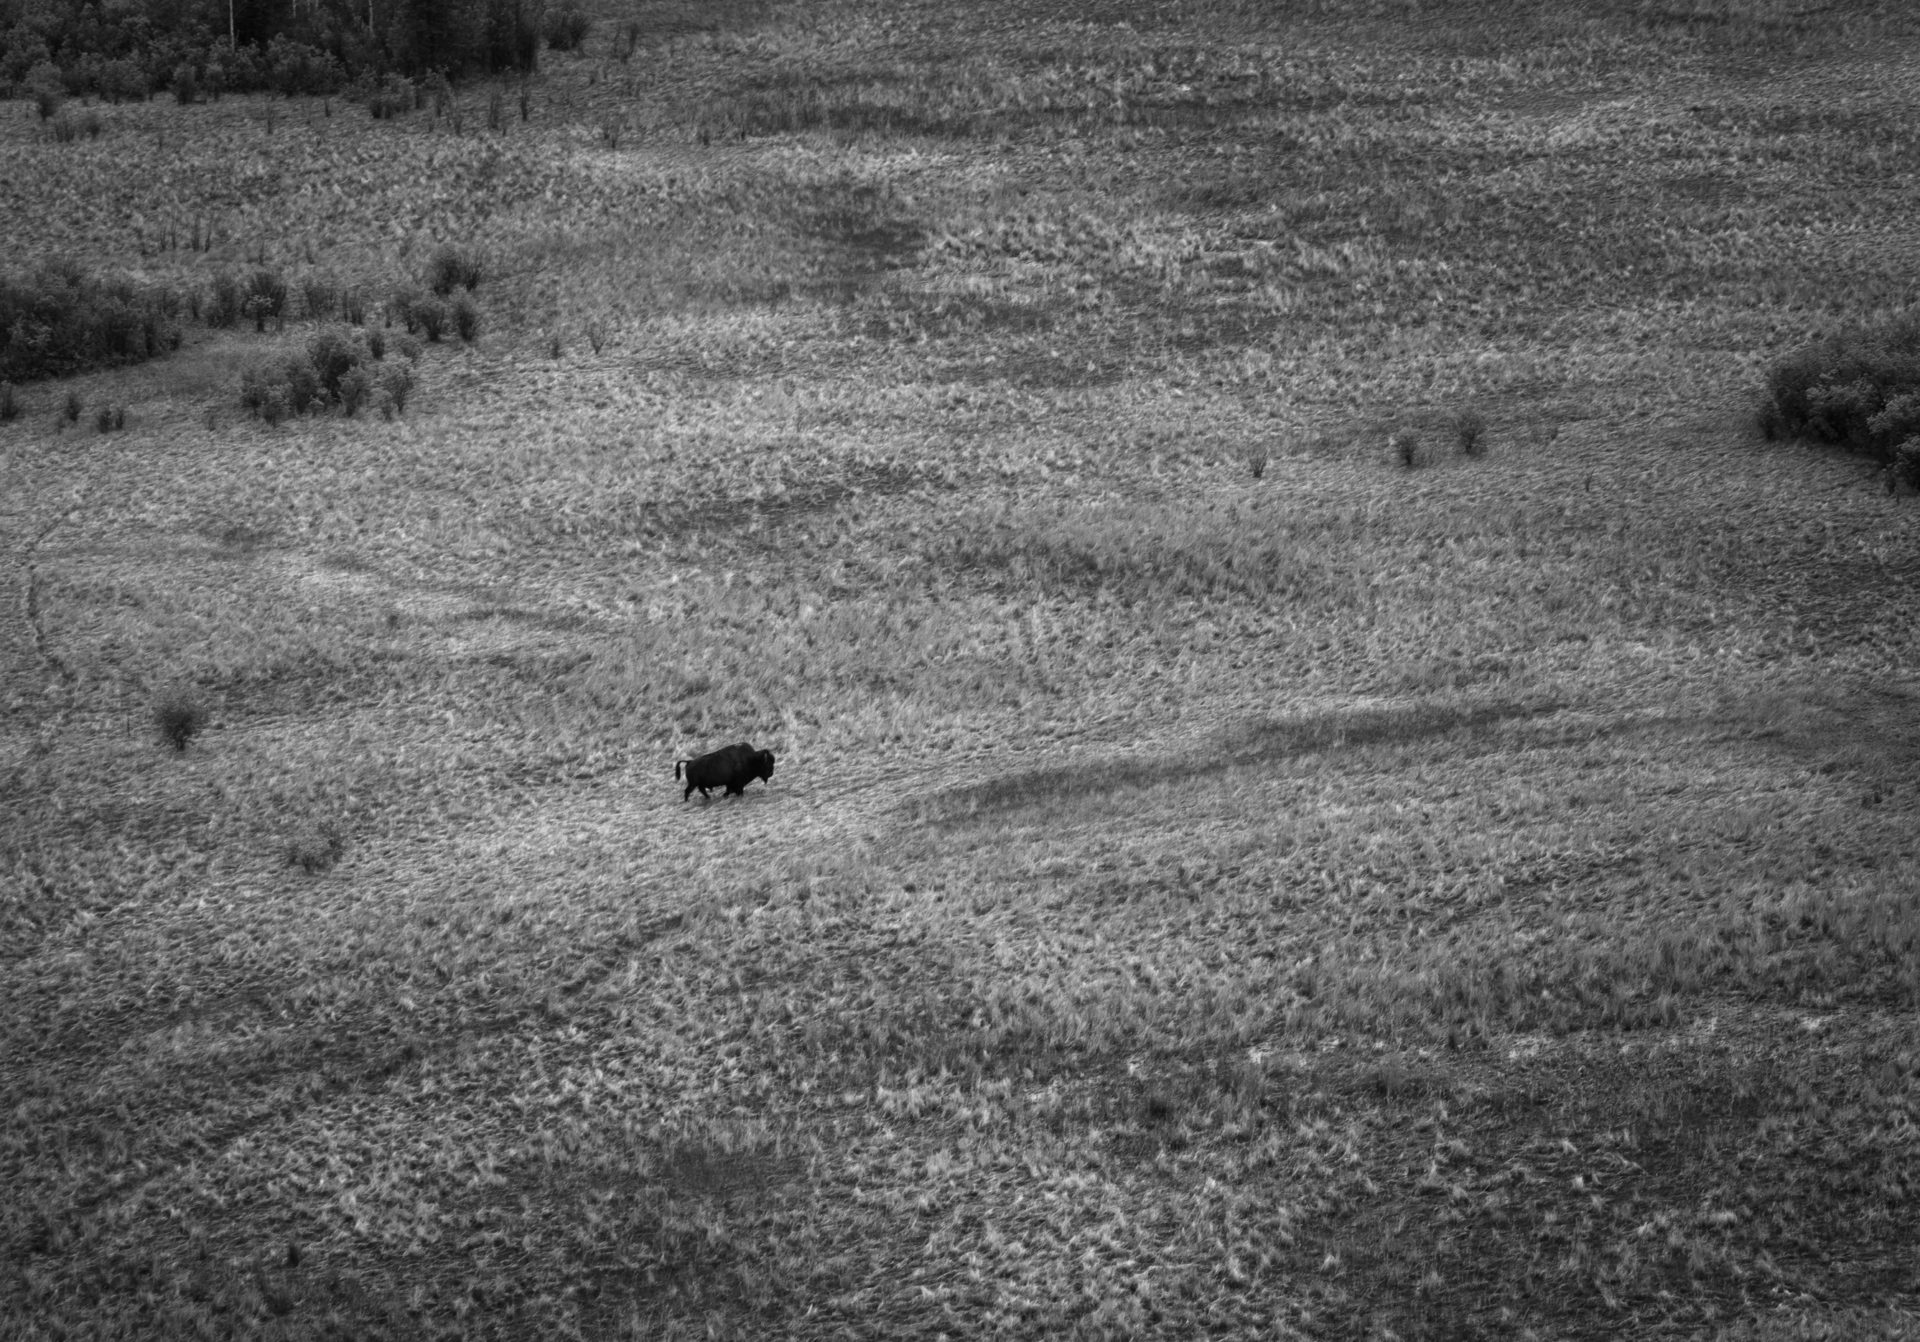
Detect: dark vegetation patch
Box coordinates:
(1760, 308, 1920, 487)
(0, 261, 183, 382)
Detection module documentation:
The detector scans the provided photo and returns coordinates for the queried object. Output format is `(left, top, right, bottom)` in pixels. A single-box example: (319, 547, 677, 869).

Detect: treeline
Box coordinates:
(0, 0, 593, 103)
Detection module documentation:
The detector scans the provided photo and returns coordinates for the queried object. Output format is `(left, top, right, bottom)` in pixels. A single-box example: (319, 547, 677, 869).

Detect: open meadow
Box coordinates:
(3, 0, 1919, 1336)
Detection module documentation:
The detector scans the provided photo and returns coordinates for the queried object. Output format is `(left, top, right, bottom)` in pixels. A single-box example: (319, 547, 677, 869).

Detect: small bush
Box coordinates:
(426, 244, 483, 296)
(413, 296, 449, 342)
(94, 404, 125, 432)
(27, 62, 64, 120)
(244, 269, 288, 331)
(207, 272, 246, 327)
(543, 2, 593, 52)
(1891, 438, 1920, 493)
(286, 821, 344, 874)
(451, 294, 481, 342)
(154, 688, 207, 752)
(338, 364, 374, 415)
(172, 63, 199, 105)
(365, 328, 386, 360)
(63, 391, 82, 422)
(392, 332, 422, 363)
(341, 288, 368, 325)
(1452, 407, 1487, 456)
(366, 72, 414, 119)
(0, 383, 16, 422)
(1762, 311, 1920, 463)
(302, 277, 338, 320)
(380, 362, 414, 415)
(547, 332, 562, 359)
(1391, 430, 1426, 469)
(50, 113, 79, 143)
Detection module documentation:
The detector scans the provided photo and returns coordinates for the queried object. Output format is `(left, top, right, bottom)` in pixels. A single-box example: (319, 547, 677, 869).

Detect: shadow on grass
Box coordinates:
(921, 697, 1567, 823)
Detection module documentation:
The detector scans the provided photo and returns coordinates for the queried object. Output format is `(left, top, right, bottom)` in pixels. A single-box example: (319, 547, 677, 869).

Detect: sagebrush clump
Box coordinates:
(427, 245, 484, 297)
(1761, 311, 1920, 469)
(241, 325, 410, 421)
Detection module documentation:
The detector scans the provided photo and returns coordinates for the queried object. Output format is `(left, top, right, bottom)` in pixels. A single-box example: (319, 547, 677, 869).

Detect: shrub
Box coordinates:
(1391, 429, 1426, 469)
(172, 63, 199, 105)
(244, 269, 288, 331)
(306, 326, 365, 400)
(543, 2, 593, 52)
(392, 332, 422, 363)
(413, 295, 449, 342)
(207, 272, 246, 327)
(94, 404, 125, 432)
(285, 821, 344, 873)
(1452, 407, 1487, 456)
(340, 288, 368, 325)
(427, 244, 483, 295)
(451, 294, 481, 342)
(365, 328, 386, 360)
(0, 382, 16, 421)
(380, 362, 414, 415)
(95, 57, 142, 103)
(154, 688, 207, 751)
(339, 364, 374, 415)
(26, 61, 63, 119)
(64, 390, 82, 422)
(1891, 438, 1920, 493)
(302, 276, 338, 320)
(366, 72, 414, 119)
(1762, 311, 1920, 463)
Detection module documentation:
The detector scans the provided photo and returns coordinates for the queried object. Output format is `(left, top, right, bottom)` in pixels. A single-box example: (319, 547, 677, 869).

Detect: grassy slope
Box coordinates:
(3, 0, 1920, 1337)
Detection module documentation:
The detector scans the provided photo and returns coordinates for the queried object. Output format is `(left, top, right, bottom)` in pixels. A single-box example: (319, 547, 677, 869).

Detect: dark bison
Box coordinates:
(675, 742, 776, 801)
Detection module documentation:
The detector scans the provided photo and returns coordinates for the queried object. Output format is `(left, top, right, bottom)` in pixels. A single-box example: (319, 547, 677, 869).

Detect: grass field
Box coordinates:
(4, 0, 1919, 1336)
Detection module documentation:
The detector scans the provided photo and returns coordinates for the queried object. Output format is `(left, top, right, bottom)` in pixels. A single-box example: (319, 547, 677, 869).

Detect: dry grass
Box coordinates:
(3, 0, 1919, 1338)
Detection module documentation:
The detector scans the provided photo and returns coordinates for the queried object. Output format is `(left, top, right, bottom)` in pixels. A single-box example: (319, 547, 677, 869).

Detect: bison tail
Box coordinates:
(674, 760, 685, 779)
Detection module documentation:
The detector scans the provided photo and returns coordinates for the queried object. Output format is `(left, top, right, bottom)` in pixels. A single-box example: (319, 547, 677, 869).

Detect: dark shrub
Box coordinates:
(302, 276, 338, 320)
(366, 72, 414, 119)
(154, 688, 207, 751)
(380, 362, 414, 416)
(26, 61, 63, 119)
(451, 294, 481, 342)
(0, 262, 183, 381)
(64, 390, 82, 422)
(306, 327, 365, 401)
(1762, 311, 1920, 463)
(207, 272, 245, 327)
(413, 296, 449, 342)
(245, 269, 288, 331)
(172, 63, 199, 105)
(282, 355, 320, 414)
(339, 364, 374, 415)
(426, 244, 483, 295)
(1453, 407, 1487, 456)
(0, 382, 16, 421)
(341, 288, 368, 325)
(543, 2, 593, 52)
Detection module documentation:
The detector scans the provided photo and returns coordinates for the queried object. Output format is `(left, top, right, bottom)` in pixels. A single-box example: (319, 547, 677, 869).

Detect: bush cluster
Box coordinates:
(1762, 312, 1920, 485)
(543, 2, 593, 52)
(240, 325, 417, 424)
(1, 0, 540, 101)
(380, 245, 487, 342)
(0, 260, 183, 382)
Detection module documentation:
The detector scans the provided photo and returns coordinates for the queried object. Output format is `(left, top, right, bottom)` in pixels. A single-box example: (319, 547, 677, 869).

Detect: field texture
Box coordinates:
(4, 0, 1920, 1337)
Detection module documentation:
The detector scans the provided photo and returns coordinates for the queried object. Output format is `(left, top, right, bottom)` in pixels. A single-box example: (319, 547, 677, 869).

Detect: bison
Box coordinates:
(675, 742, 776, 801)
